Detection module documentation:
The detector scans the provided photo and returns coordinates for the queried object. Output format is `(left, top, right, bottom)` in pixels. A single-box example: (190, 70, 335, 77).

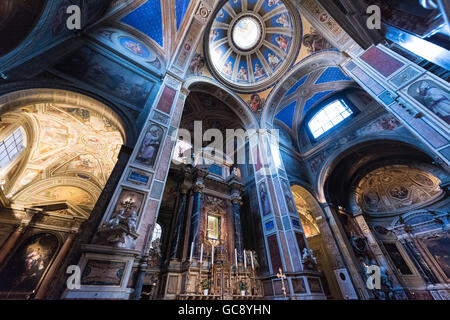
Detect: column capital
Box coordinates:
(231, 195, 242, 205)
(192, 183, 205, 193)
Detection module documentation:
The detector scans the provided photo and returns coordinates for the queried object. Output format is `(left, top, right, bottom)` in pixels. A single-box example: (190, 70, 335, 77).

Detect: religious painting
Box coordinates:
(358, 115, 402, 136)
(253, 62, 266, 79)
(274, 35, 289, 51)
(248, 93, 265, 113)
(281, 181, 296, 214)
(302, 28, 333, 54)
(55, 47, 154, 106)
(119, 37, 150, 59)
(259, 183, 271, 216)
(189, 54, 205, 75)
(0, 233, 59, 295)
(207, 215, 220, 241)
(135, 124, 164, 167)
(383, 243, 413, 275)
(422, 236, 450, 279)
(81, 260, 126, 286)
(408, 80, 450, 125)
(237, 65, 248, 82)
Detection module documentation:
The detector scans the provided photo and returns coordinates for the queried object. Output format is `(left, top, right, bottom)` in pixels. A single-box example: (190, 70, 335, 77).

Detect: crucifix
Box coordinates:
(277, 268, 288, 299)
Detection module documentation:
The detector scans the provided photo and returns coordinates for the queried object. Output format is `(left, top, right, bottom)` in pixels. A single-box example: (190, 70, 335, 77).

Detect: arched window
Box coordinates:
(308, 99, 353, 139)
(0, 126, 26, 169)
(150, 223, 162, 248)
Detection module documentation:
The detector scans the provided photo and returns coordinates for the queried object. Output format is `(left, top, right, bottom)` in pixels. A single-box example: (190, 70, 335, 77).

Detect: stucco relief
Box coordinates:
(356, 165, 443, 215)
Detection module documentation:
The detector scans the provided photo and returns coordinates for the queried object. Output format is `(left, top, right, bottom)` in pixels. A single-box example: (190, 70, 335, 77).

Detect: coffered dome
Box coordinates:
(205, 0, 301, 93)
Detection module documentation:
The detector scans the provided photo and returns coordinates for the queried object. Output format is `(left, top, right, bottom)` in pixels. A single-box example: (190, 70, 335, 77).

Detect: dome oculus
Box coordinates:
(232, 17, 262, 51)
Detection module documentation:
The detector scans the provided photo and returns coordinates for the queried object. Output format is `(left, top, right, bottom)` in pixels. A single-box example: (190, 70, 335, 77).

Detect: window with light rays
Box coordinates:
(0, 127, 26, 169)
(308, 100, 353, 139)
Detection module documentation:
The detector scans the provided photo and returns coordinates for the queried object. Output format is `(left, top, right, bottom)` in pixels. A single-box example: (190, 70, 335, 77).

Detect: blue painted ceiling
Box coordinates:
(121, 1, 164, 47)
(275, 66, 352, 129)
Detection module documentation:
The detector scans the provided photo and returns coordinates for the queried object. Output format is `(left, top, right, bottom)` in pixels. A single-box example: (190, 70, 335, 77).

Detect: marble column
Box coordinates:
(320, 204, 370, 300)
(188, 171, 206, 256)
(229, 177, 244, 257)
(131, 257, 148, 300)
(35, 232, 75, 299)
(169, 187, 188, 260)
(231, 197, 243, 256)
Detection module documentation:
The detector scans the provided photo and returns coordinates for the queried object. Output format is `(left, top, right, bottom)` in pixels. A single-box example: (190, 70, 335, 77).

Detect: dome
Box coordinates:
(205, 0, 301, 93)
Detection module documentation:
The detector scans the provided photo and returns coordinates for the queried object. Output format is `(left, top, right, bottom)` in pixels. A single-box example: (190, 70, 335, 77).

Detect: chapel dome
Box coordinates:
(205, 0, 301, 93)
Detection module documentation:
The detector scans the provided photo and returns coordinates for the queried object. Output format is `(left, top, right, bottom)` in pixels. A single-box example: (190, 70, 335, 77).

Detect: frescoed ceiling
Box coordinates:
(205, 0, 301, 92)
(291, 185, 320, 238)
(1, 102, 124, 212)
(356, 165, 444, 216)
(116, 0, 193, 59)
(105, 0, 356, 135)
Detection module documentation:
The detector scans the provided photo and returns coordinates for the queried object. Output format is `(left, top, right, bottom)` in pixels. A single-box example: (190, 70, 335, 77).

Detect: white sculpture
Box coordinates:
(127, 211, 138, 233)
(302, 248, 318, 265)
(107, 209, 126, 230)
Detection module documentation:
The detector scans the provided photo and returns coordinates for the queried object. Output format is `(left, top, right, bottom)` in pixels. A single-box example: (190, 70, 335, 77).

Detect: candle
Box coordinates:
(200, 243, 204, 266)
(251, 251, 254, 270)
(243, 250, 247, 269)
(189, 242, 194, 262)
(235, 248, 238, 267)
(211, 245, 214, 265)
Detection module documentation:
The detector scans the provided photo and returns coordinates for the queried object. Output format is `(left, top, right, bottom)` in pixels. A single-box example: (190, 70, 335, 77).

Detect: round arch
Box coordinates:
(317, 137, 443, 203)
(183, 76, 260, 130)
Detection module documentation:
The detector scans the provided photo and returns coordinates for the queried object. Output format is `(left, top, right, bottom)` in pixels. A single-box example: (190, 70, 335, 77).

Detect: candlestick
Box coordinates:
(251, 251, 254, 270)
(235, 248, 238, 267)
(211, 245, 214, 265)
(200, 243, 204, 266)
(243, 250, 247, 269)
(189, 242, 194, 262)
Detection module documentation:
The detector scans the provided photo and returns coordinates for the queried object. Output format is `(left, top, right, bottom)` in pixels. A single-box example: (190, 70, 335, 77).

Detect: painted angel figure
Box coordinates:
(276, 14, 290, 28)
(276, 35, 289, 51)
(223, 61, 232, 76)
(268, 0, 280, 7)
(124, 40, 144, 56)
(237, 66, 248, 81)
(254, 63, 265, 78)
(267, 53, 280, 67)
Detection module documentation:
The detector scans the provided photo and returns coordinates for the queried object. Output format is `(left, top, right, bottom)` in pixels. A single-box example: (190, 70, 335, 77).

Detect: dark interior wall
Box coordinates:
(0, 0, 47, 57)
